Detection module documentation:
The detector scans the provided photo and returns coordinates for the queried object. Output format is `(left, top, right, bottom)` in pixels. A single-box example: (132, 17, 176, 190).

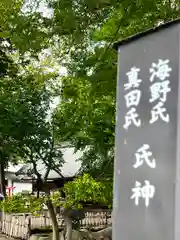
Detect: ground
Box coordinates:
(0, 233, 14, 240)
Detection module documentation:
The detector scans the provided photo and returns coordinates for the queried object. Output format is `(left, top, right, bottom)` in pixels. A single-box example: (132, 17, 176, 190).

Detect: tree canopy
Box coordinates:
(52, 0, 180, 178)
(1, 0, 179, 179)
(0, 1, 179, 240)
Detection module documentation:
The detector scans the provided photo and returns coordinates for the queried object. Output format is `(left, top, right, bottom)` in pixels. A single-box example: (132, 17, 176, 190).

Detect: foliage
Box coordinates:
(0, 0, 179, 203)
(54, 57, 116, 178)
(0, 174, 112, 214)
(0, 0, 23, 38)
(52, 0, 180, 178)
(1, 0, 179, 56)
(52, 173, 112, 209)
(0, 193, 44, 215)
(0, 38, 62, 198)
(0, 0, 52, 55)
(0, 55, 51, 160)
(62, 173, 112, 209)
(0, 1, 179, 239)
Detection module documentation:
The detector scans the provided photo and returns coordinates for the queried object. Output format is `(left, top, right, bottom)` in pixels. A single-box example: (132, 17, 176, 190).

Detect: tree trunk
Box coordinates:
(46, 197, 59, 240)
(37, 188, 40, 198)
(65, 217, 72, 240)
(0, 153, 6, 197)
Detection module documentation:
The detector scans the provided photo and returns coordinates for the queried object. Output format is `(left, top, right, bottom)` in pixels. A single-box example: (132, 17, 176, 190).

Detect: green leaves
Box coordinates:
(0, 39, 62, 180)
(0, 194, 45, 215)
(1, 174, 112, 214)
(10, 13, 50, 54)
(0, 0, 179, 191)
(53, 0, 180, 179)
(54, 72, 115, 177)
(56, 173, 112, 209)
(0, 0, 23, 37)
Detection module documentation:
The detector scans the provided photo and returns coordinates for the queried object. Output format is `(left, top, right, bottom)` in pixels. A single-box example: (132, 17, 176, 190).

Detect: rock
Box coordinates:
(29, 234, 49, 240)
(39, 237, 49, 240)
(89, 227, 112, 240)
(72, 228, 112, 240)
(29, 227, 112, 240)
(47, 231, 65, 240)
(72, 229, 94, 240)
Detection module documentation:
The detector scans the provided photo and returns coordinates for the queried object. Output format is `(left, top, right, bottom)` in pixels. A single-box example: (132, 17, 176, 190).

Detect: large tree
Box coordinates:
(0, 37, 60, 192)
(1, 0, 179, 182)
(52, 0, 180, 178)
(0, 47, 65, 240)
(0, 1, 179, 239)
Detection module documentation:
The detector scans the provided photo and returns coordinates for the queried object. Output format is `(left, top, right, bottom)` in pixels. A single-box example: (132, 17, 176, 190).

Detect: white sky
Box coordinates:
(22, 0, 54, 18)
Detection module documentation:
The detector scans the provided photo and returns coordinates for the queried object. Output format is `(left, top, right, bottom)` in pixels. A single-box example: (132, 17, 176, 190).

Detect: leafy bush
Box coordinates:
(0, 174, 112, 215)
(62, 173, 112, 209)
(0, 193, 44, 215)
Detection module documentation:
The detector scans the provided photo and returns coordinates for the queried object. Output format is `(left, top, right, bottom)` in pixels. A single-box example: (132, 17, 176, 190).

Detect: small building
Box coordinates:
(5, 164, 32, 195)
(15, 148, 81, 194)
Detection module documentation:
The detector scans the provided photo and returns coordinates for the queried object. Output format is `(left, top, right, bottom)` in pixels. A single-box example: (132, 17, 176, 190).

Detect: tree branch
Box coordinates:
(44, 168, 50, 181)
